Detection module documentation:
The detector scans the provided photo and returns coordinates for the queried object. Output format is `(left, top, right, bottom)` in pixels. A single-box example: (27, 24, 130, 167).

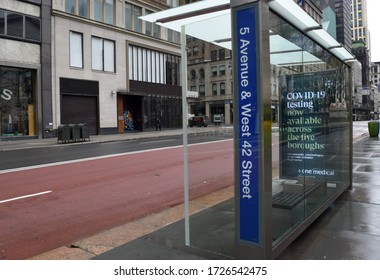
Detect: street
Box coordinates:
(0, 136, 233, 259)
(0, 122, 368, 259)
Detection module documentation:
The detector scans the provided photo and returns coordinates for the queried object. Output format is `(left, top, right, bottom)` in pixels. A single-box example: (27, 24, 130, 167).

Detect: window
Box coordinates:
(128, 45, 180, 85)
(105, 0, 114, 24)
(212, 83, 217, 95)
(211, 66, 217, 77)
(0, 10, 4, 34)
(145, 11, 152, 36)
(193, 46, 199, 56)
(125, 3, 141, 32)
(70, 31, 83, 68)
(219, 65, 226, 76)
(167, 29, 179, 43)
(125, 3, 132, 30)
(144, 10, 160, 38)
(25, 16, 40, 41)
(220, 83, 225, 95)
(166, 0, 179, 7)
(199, 68, 205, 79)
(92, 36, 115, 72)
(7, 12, 23, 38)
(0, 67, 35, 137)
(95, 0, 103, 21)
(78, 0, 88, 17)
(219, 49, 225, 60)
(190, 69, 196, 80)
(133, 6, 142, 32)
(94, 0, 113, 24)
(0, 9, 41, 42)
(211, 50, 217, 61)
(199, 85, 205, 96)
(65, 0, 75, 14)
(65, 0, 88, 17)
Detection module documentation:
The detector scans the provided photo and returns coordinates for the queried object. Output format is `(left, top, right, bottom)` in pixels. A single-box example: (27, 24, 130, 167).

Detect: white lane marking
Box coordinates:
(0, 139, 232, 174)
(0, 190, 52, 204)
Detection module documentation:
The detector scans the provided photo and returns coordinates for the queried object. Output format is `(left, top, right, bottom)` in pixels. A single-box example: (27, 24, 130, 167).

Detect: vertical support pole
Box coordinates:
(181, 25, 190, 246)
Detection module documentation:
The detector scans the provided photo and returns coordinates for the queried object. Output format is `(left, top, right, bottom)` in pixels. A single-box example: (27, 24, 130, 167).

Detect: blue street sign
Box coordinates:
(236, 4, 260, 244)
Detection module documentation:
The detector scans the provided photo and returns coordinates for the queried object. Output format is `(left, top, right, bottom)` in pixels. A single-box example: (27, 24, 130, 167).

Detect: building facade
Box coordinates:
(311, 0, 352, 51)
(370, 61, 380, 115)
(186, 38, 233, 126)
(351, 0, 370, 49)
(351, 0, 371, 89)
(0, 0, 51, 139)
(51, 0, 182, 135)
(371, 62, 380, 88)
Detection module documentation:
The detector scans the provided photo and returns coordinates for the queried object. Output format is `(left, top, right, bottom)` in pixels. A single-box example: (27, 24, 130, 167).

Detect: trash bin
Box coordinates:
(69, 124, 80, 142)
(57, 124, 70, 143)
(78, 123, 90, 141)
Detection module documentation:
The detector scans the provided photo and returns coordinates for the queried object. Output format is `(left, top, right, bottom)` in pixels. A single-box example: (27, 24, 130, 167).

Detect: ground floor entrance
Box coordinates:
(117, 94, 143, 133)
(117, 93, 182, 132)
(60, 78, 99, 135)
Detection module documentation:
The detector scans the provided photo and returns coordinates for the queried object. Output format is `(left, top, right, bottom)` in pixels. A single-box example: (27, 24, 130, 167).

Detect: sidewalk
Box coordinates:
(16, 122, 380, 260)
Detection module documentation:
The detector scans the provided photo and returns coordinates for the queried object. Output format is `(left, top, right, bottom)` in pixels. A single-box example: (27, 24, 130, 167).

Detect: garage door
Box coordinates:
(61, 95, 98, 135)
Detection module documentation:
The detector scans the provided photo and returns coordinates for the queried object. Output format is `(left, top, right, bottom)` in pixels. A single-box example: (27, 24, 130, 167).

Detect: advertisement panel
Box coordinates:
(279, 71, 342, 180)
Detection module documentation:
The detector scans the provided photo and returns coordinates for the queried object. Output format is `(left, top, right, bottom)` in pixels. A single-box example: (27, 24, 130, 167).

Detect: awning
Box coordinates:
(140, 0, 355, 62)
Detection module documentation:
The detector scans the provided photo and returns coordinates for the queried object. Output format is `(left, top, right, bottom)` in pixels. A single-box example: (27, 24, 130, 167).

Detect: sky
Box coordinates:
(367, 1, 380, 62)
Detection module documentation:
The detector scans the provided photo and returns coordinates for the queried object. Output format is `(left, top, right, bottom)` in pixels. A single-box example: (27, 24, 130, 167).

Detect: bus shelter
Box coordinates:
(141, 0, 354, 259)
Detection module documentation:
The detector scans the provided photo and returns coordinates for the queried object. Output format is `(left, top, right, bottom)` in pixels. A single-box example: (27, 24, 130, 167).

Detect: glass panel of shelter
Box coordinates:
(182, 6, 351, 258)
(270, 10, 351, 245)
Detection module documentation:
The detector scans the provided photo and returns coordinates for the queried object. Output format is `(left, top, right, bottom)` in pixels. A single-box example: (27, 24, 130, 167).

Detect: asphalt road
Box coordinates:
(0, 137, 233, 259)
(0, 133, 231, 171)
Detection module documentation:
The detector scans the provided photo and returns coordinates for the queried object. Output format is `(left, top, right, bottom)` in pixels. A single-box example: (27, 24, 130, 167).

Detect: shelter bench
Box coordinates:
(272, 179, 326, 225)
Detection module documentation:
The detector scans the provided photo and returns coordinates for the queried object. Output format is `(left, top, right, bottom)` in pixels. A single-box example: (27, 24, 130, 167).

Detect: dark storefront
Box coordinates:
(0, 66, 36, 138)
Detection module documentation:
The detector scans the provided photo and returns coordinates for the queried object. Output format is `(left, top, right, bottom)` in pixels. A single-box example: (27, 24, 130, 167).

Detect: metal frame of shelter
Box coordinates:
(141, 0, 355, 259)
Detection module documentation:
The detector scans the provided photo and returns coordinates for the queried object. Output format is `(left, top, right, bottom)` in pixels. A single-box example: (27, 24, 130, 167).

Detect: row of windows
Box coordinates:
(190, 65, 226, 80)
(0, 9, 41, 42)
(69, 30, 181, 85)
(70, 31, 115, 72)
(128, 45, 180, 86)
(211, 49, 225, 61)
(66, 0, 114, 23)
(353, 27, 366, 40)
(190, 82, 226, 97)
(64, 0, 179, 44)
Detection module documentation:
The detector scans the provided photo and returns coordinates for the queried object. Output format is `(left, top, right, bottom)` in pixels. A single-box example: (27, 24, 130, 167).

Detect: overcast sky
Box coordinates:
(367, 1, 380, 62)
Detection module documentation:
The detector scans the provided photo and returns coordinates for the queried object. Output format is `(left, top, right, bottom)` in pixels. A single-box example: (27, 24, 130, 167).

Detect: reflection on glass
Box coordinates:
(269, 11, 351, 244)
(0, 67, 35, 137)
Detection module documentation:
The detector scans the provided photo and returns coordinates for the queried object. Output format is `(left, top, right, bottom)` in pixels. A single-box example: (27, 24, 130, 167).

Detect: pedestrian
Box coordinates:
(156, 118, 161, 131)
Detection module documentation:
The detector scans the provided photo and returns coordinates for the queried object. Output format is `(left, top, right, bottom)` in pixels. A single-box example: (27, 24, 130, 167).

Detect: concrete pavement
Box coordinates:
(2, 121, 376, 259)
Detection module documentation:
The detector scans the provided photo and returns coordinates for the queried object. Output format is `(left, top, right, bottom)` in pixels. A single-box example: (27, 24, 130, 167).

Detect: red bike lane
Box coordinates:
(0, 140, 233, 259)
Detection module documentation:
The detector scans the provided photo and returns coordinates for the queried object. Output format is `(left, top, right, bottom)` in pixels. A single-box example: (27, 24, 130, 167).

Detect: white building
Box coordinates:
(51, 0, 182, 135)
